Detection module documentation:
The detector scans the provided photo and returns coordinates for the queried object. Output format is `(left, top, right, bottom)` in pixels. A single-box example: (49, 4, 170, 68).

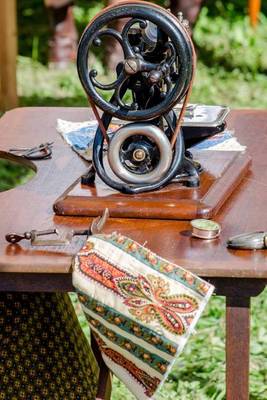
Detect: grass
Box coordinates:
(17, 56, 267, 109)
(0, 158, 35, 192)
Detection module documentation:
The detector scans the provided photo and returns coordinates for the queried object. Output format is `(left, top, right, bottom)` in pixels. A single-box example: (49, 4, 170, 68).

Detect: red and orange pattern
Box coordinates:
(73, 233, 214, 399)
(77, 250, 199, 335)
(94, 333, 160, 397)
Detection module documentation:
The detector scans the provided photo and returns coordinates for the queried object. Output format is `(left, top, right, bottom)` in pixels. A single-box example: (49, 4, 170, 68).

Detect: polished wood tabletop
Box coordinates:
(0, 107, 267, 279)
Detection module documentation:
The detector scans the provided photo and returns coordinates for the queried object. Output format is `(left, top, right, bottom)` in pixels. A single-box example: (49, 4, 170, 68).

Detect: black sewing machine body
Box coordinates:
(77, 1, 229, 194)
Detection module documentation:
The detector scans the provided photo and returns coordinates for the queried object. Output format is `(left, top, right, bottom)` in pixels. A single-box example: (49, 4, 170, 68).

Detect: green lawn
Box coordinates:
(17, 56, 267, 109)
(1, 2, 267, 398)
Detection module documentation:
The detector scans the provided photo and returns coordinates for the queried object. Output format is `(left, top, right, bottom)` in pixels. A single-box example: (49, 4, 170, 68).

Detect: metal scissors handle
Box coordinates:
(9, 142, 54, 160)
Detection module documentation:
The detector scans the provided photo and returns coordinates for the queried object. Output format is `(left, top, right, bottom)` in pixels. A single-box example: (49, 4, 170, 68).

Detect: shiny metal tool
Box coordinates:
(5, 208, 109, 246)
(227, 231, 267, 250)
(9, 142, 54, 160)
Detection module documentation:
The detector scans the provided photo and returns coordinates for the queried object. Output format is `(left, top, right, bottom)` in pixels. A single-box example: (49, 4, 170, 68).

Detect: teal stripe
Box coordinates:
(82, 300, 170, 375)
(95, 233, 206, 297)
(77, 289, 177, 357)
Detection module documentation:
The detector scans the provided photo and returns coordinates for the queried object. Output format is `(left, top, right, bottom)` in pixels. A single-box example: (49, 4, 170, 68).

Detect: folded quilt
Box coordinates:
(73, 232, 214, 399)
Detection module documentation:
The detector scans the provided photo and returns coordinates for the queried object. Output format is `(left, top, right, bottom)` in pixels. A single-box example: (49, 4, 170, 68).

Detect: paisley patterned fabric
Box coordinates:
(0, 293, 99, 400)
(73, 233, 214, 400)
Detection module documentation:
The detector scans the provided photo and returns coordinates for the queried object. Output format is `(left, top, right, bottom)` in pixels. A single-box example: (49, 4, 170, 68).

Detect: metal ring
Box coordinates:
(191, 219, 221, 240)
(107, 123, 173, 184)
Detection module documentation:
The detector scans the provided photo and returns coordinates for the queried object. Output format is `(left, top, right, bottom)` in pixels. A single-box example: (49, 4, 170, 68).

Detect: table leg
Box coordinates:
(226, 296, 250, 400)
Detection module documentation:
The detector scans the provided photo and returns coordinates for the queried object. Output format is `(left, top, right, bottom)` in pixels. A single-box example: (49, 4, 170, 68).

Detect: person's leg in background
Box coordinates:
(43, 0, 203, 70)
(104, 0, 126, 70)
(44, 0, 78, 68)
(104, 0, 204, 69)
(170, 0, 204, 27)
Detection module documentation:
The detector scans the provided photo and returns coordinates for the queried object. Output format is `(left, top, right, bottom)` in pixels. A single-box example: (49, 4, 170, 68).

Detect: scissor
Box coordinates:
(9, 142, 54, 160)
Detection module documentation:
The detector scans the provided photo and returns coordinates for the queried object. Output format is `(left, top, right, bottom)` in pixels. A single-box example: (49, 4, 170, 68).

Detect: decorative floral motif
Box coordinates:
(81, 240, 95, 252)
(77, 252, 126, 292)
(73, 233, 214, 400)
(78, 291, 178, 356)
(96, 233, 211, 296)
(115, 274, 198, 335)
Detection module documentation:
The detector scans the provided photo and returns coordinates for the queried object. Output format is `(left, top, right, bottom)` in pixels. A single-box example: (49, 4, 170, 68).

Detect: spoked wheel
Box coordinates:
(77, 1, 198, 193)
(77, 1, 194, 121)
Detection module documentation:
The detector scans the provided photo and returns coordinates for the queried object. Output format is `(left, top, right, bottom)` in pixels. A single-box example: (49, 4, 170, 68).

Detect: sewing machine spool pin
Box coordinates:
(77, 1, 199, 194)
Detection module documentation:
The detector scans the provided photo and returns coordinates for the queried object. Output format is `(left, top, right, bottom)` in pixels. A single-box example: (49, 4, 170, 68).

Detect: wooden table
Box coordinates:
(1, 107, 267, 400)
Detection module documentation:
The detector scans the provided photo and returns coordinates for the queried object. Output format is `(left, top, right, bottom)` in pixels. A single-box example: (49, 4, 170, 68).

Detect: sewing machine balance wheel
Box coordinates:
(77, 1, 198, 193)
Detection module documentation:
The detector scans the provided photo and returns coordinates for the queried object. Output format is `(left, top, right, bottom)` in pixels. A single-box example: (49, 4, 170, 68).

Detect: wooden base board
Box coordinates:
(53, 151, 251, 220)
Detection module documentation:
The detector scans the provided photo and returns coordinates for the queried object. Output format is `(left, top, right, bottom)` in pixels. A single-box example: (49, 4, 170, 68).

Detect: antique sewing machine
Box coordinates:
(53, 0, 250, 219)
(76, 1, 227, 194)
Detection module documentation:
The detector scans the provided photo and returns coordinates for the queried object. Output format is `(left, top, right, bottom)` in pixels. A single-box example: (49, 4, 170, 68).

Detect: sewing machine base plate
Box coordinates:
(53, 151, 251, 220)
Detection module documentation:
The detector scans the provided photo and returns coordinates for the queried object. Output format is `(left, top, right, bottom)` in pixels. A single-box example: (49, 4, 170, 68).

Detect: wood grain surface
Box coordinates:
(0, 107, 267, 281)
(226, 297, 250, 400)
(54, 151, 251, 220)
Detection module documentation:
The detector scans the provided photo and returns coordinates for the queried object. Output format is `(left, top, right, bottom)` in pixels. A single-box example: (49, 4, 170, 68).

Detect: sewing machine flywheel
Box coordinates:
(78, 1, 193, 120)
(77, 1, 199, 194)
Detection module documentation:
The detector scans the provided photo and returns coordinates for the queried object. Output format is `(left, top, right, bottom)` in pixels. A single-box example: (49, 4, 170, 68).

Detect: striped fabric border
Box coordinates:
(73, 233, 214, 399)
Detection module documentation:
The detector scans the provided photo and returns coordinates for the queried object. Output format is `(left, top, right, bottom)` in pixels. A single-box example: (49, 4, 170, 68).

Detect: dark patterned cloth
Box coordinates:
(0, 293, 98, 400)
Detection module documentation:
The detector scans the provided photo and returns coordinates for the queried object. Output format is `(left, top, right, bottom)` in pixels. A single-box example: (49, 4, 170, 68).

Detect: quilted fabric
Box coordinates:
(73, 233, 214, 399)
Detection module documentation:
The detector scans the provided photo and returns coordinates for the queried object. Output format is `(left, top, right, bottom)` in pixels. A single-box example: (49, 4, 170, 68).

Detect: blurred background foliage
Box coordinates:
(0, 158, 35, 191)
(17, 0, 267, 72)
(1, 3, 267, 398)
(15, 0, 267, 112)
